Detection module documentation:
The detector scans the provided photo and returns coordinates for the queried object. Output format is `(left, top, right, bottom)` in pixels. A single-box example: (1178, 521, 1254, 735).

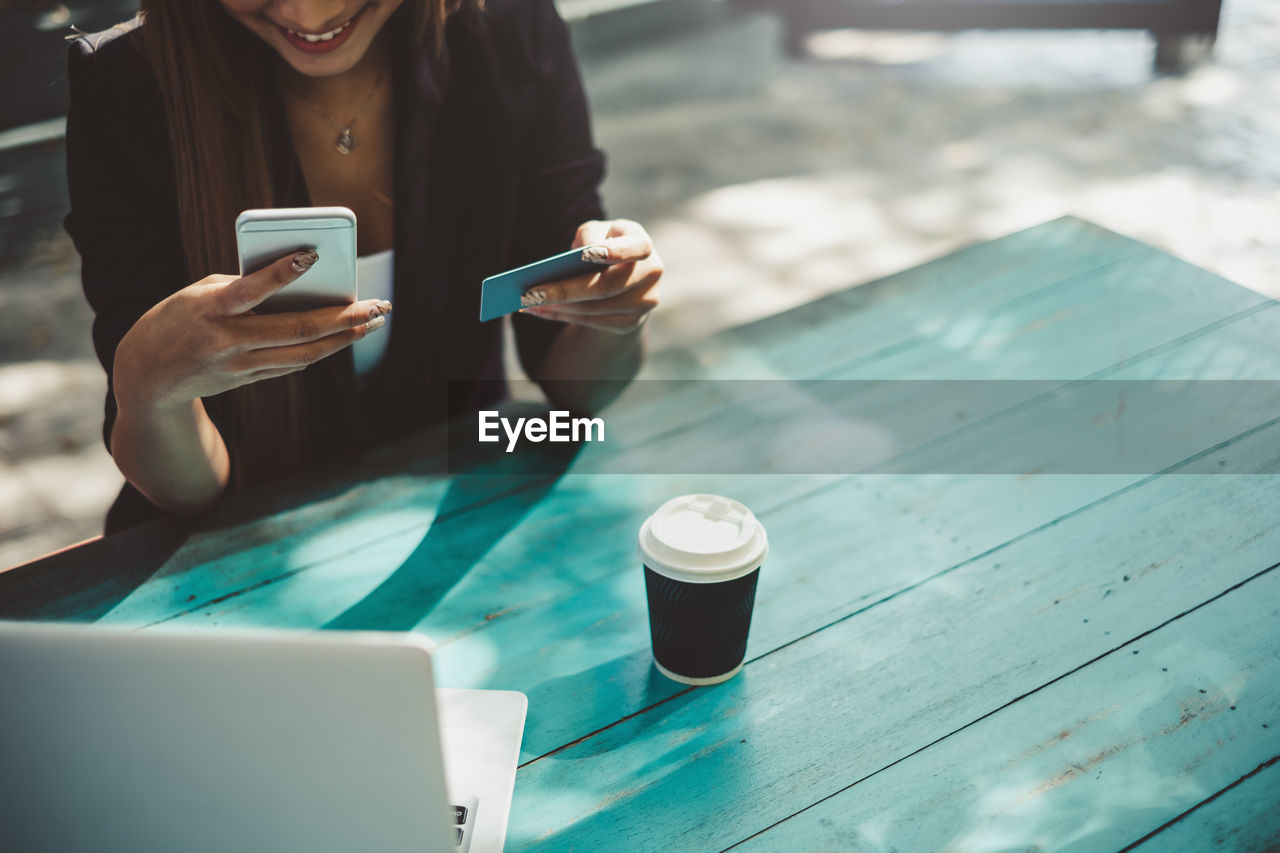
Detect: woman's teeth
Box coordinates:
(289, 21, 351, 42)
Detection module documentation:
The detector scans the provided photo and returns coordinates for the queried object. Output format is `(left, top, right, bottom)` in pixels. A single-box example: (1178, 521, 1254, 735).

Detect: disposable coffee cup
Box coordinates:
(637, 494, 769, 686)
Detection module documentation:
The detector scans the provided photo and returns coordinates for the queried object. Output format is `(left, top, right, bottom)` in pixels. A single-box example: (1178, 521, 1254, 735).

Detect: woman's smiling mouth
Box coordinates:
(274, 4, 369, 53)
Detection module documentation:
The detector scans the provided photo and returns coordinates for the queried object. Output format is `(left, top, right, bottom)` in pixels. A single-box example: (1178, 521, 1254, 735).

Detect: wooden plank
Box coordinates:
(570, 373, 1280, 479)
(731, 572, 1280, 853)
(818, 252, 1270, 380)
(1124, 757, 1280, 853)
(1106, 307, 1280, 381)
(870, 379, 1280, 476)
(501, 469, 1280, 850)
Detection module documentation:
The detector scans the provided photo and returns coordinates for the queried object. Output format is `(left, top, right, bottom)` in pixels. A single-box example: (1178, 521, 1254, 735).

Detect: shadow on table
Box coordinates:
(322, 436, 581, 632)
(0, 405, 581, 626)
(0, 523, 189, 623)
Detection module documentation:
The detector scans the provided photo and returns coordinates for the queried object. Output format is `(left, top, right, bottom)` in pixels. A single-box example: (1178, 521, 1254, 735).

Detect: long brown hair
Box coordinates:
(136, 0, 457, 489)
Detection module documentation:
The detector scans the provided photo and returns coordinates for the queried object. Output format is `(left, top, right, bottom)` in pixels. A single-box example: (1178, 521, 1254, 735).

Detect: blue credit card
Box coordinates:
(479, 245, 603, 323)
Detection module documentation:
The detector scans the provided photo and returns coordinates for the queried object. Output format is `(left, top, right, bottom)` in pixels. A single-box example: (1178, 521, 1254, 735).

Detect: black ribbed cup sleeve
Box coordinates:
(643, 566, 761, 680)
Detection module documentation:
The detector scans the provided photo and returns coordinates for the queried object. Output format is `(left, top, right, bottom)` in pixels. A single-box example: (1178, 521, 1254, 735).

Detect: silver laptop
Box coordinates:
(0, 622, 526, 853)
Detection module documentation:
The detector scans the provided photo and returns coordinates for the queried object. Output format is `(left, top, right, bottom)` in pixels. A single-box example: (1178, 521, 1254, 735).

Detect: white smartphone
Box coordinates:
(235, 206, 358, 314)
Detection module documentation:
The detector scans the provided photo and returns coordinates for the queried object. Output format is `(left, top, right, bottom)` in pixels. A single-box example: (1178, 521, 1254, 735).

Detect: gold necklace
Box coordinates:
(303, 69, 386, 155)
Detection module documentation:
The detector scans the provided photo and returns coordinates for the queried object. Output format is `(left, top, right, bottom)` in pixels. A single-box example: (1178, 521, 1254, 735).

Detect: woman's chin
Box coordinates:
(280, 52, 364, 78)
(277, 46, 367, 78)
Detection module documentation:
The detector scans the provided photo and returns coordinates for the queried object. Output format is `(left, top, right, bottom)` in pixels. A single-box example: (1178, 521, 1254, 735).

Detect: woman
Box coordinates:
(65, 0, 662, 532)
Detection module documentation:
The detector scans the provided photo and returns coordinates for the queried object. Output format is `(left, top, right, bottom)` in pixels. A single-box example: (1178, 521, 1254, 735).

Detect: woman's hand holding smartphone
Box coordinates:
(112, 248, 391, 415)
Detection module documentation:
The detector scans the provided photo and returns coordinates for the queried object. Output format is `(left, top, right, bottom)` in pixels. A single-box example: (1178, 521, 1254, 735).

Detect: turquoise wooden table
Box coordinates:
(3, 216, 1278, 851)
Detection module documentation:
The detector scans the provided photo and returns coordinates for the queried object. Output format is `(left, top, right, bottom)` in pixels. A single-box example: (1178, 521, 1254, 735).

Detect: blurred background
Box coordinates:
(0, 0, 1277, 568)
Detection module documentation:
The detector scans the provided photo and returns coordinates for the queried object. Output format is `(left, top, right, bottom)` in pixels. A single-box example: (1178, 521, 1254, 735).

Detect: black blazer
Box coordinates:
(64, 0, 607, 533)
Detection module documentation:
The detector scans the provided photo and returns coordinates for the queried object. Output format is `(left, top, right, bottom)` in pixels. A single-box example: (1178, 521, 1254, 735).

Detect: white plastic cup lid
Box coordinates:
(637, 494, 768, 584)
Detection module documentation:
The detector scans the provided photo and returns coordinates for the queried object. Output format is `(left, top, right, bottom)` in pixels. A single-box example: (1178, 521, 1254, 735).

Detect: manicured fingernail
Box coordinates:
(366, 315, 386, 332)
(581, 245, 610, 264)
(521, 289, 548, 308)
(369, 300, 393, 319)
(292, 249, 318, 273)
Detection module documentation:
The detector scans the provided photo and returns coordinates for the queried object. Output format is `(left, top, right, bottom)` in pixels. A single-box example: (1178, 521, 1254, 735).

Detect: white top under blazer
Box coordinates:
(353, 249, 394, 377)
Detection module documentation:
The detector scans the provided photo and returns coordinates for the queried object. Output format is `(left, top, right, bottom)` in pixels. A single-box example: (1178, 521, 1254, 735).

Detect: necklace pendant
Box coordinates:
(336, 129, 356, 155)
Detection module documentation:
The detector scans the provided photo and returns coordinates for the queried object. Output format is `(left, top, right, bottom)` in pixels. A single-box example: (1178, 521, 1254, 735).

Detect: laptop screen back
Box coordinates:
(0, 624, 457, 853)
